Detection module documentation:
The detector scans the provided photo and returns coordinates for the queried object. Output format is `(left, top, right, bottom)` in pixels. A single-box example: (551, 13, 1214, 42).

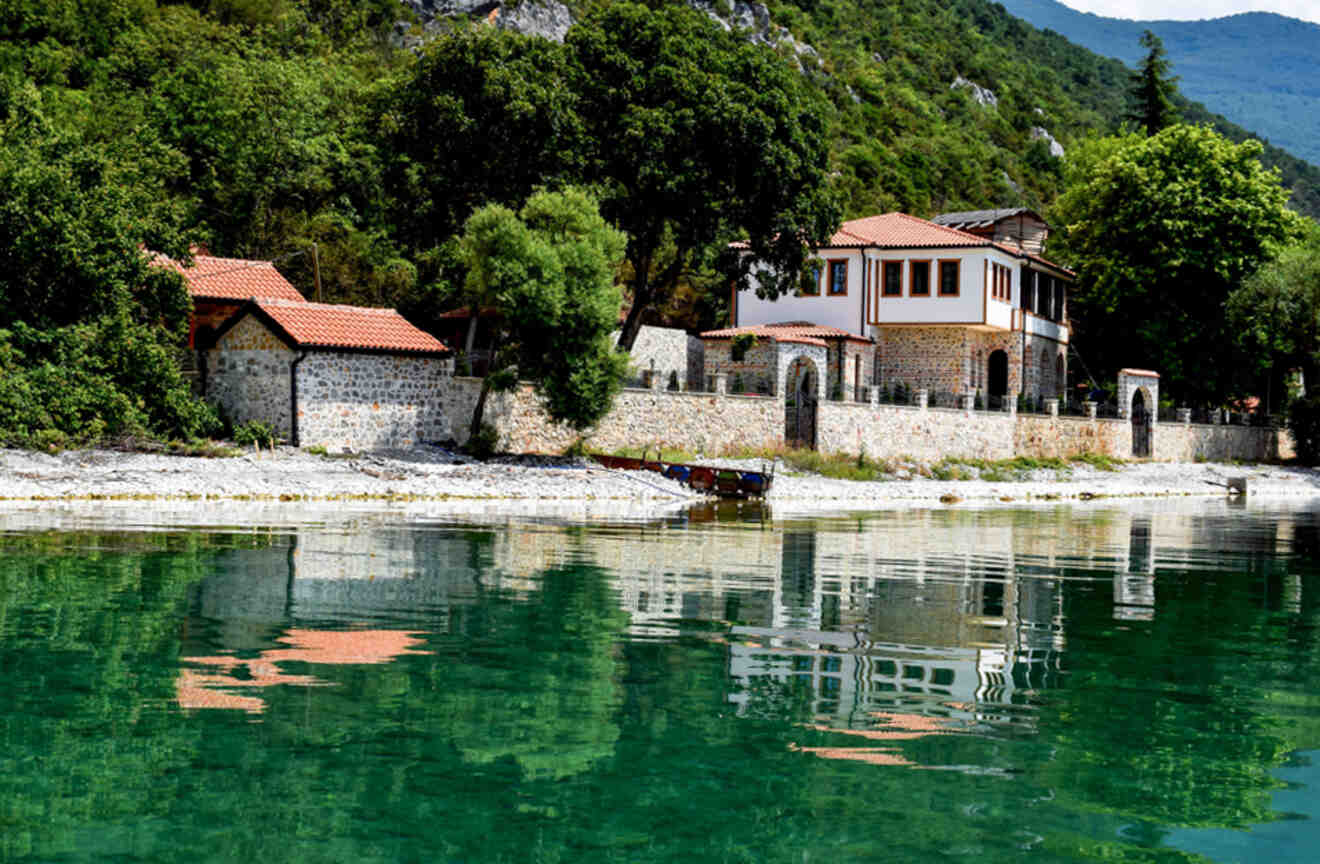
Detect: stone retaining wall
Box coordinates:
(446, 378, 784, 454)
(1014, 414, 1129, 459)
(1154, 423, 1291, 462)
(817, 402, 1016, 462)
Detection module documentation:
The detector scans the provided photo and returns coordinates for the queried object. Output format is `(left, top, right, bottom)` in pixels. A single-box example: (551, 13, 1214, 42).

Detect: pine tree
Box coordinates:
(1128, 30, 1181, 135)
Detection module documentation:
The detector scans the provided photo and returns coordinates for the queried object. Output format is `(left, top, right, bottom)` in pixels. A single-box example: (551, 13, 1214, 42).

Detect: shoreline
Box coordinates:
(4, 447, 1320, 516)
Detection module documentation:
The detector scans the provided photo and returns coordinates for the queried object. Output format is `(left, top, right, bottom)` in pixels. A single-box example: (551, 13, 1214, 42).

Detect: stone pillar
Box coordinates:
(1047, 399, 1059, 418)
(868, 386, 880, 407)
(715, 373, 728, 396)
(1211, 409, 1221, 426)
(1177, 408, 1192, 424)
(1008, 394, 1017, 417)
(1084, 401, 1097, 420)
(960, 393, 975, 413)
(915, 388, 929, 411)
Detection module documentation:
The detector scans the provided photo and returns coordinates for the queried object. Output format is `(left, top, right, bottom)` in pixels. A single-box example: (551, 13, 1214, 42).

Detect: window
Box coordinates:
(882, 261, 903, 296)
(909, 260, 930, 296)
(801, 265, 820, 296)
(828, 259, 848, 296)
(990, 262, 1011, 301)
(1022, 269, 1035, 311)
(1054, 281, 1065, 322)
(1039, 274, 1052, 318)
(938, 260, 960, 296)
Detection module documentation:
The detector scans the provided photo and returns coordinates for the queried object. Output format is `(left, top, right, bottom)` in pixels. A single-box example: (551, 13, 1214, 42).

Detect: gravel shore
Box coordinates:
(3, 446, 1320, 514)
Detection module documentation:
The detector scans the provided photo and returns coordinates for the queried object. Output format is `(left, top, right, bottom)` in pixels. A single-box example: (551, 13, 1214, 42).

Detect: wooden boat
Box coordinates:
(591, 454, 773, 499)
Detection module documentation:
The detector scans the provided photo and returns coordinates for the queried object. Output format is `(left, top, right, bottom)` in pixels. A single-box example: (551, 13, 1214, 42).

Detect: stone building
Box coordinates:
(203, 298, 452, 451)
(732, 211, 1073, 405)
(699, 322, 874, 402)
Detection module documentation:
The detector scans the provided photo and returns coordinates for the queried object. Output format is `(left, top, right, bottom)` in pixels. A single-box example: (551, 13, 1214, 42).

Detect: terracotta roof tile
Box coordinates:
(701, 322, 872, 347)
(157, 253, 307, 302)
(829, 212, 992, 248)
(252, 299, 450, 354)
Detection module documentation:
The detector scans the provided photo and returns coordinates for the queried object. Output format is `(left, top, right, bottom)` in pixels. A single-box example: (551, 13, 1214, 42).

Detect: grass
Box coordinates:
(606, 445, 701, 463)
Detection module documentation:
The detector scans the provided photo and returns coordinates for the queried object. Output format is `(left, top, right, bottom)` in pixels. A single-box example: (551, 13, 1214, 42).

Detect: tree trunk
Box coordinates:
(469, 343, 500, 440)
(464, 315, 478, 355)
(617, 293, 648, 353)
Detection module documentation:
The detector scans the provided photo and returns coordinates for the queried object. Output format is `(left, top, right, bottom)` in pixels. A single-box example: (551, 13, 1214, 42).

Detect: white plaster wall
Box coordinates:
(864, 248, 990, 325)
(737, 249, 866, 334)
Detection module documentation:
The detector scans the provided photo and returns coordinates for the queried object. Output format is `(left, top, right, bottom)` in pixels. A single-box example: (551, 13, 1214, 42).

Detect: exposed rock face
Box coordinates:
(496, 0, 573, 41)
(397, 0, 574, 42)
(687, 0, 820, 68)
(1030, 126, 1065, 158)
(951, 75, 998, 108)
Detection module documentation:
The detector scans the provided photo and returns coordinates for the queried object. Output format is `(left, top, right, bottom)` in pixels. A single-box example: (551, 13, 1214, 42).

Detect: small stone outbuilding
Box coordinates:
(204, 299, 452, 451)
(700, 322, 875, 401)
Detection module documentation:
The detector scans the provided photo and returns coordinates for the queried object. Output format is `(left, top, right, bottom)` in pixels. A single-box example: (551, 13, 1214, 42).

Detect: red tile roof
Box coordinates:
(157, 253, 307, 303)
(829, 212, 991, 248)
(246, 299, 450, 354)
(701, 322, 872, 347)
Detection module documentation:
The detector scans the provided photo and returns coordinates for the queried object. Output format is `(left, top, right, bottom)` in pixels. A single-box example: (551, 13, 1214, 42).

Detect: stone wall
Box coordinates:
(702, 338, 781, 395)
(296, 352, 453, 451)
(1154, 422, 1291, 463)
(817, 402, 1016, 462)
(614, 325, 701, 390)
(445, 378, 785, 454)
(205, 315, 295, 437)
(876, 326, 1064, 402)
(1014, 414, 1130, 458)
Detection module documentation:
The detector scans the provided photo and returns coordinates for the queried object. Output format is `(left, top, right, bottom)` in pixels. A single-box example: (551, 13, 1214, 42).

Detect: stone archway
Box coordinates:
(988, 350, 1009, 407)
(1131, 387, 1152, 457)
(785, 355, 819, 449)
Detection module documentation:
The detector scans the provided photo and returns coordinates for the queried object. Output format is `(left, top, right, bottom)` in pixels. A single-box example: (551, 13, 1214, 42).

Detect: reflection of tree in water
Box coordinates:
(429, 563, 629, 781)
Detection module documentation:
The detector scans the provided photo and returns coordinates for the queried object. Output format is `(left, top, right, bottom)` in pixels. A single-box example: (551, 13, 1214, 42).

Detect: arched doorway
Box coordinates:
(785, 357, 818, 449)
(1131, 388, 1151, 457)
(988, 350, 1008, 408)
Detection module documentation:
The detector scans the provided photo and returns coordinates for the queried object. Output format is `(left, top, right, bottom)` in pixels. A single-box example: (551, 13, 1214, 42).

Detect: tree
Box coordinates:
(1226, 222, 1320, 424)
(1127, 30, 1180, 135)
(457, 187, 628, 444)
(566, 3, 839, 352)
(381, 25, 583, 255)
(1052, 125, 1301, 403)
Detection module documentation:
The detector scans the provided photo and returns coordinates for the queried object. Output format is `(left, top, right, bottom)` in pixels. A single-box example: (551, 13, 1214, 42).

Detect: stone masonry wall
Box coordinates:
(613, 325, 699, 390)
(296, 352, 453, 452)
(444, 378, 785, 454)
(1154, 423, 1290, 462)
(1014, 414, 1130, 459)
(205, 315, 295, 437)
(817, 402, 1016, 462)
(703, 339, 781, 395)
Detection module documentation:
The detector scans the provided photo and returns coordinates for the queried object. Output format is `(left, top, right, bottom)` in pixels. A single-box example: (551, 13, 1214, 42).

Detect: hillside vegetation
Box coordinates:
(996, 0, 1320, 165)
(1, 0, 1318, 442)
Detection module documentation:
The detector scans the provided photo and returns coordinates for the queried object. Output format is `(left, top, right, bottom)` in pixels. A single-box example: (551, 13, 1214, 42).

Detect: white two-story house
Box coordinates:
(730, 210, 1073, 403)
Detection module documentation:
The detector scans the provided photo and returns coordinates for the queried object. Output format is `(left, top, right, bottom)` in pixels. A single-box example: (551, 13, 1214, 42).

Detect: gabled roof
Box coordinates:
(931, 208, 1047, 231)
(701, 322, 873, 348)
(156, 252, 307, 303)
(216, 298, 450, 355)
(827, 212, 993, 248)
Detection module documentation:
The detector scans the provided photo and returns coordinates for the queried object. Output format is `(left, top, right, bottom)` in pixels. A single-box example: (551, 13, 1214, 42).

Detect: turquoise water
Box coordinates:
(4, 502, 1320, 862)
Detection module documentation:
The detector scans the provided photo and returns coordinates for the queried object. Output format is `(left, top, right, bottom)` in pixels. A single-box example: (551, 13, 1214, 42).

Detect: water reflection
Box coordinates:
(5, 500, 1320, 862)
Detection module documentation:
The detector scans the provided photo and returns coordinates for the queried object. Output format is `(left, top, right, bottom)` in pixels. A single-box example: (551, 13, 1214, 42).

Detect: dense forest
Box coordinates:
(997, 0, 1320, 164)
(2, 0, 1318, 443)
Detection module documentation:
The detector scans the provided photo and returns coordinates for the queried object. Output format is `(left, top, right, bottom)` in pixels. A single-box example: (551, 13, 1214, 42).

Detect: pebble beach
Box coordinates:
(3, 446, 1320, 515)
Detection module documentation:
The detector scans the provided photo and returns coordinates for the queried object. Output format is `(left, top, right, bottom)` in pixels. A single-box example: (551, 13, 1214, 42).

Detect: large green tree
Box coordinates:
(1127, 30, 1180, 135)
(457, 187, 628, 443)
(1052, 124, 1300, 403)
(566, 3, 839, 351)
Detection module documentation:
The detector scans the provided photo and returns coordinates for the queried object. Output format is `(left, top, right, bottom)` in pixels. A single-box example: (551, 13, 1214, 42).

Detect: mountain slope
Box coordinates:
(994, 0, 1320, 163)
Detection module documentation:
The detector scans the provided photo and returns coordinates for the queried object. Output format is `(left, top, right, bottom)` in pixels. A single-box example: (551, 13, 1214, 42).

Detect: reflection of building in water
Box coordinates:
(177, 629, 431, 715)
(1114, 517, 1156, 621)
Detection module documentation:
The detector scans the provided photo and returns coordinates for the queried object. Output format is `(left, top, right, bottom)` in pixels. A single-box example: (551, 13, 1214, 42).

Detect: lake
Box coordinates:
(4, 499, 1320, 863)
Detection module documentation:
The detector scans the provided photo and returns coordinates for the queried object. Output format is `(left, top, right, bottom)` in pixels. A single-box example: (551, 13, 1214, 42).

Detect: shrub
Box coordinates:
(233, 420, 276, 449)
(1288, 394, 1320, 464)
(730, 333, 757, 362)
(465, 422, 500, 459)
